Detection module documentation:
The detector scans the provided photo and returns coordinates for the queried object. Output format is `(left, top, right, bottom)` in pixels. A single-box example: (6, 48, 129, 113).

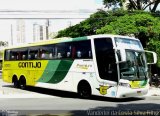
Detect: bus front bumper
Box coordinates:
(116, 86, 149, 98)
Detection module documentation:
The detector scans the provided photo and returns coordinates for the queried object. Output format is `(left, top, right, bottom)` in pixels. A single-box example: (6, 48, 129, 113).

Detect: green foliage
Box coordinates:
(147, 38, 160, 67)
(103, 0, 160, 12)
(96, 12, 160, 47)
(0, 41, 8, 47)
(103, 0, 125, 8)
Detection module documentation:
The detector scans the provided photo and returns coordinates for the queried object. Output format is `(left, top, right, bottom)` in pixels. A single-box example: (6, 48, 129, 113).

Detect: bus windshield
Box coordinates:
(115, 37, 143, 50)
(119, 50, 148, 81)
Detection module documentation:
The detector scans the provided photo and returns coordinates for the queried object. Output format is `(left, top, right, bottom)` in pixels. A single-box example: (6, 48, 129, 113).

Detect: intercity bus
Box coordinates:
(2, 34, 157, 98)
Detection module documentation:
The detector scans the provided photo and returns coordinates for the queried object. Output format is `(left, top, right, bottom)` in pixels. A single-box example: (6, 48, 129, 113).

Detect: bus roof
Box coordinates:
(5, 34, 139, 49)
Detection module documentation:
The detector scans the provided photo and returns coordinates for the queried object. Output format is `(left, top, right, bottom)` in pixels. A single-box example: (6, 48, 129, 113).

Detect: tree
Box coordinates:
(103, 0, 160, 12)
(0, 41, 8, 47)
(97, 13, 160, 46)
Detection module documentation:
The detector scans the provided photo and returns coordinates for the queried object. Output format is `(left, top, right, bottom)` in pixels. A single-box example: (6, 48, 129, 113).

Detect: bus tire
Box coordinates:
(12, 76, 19, 88)
(19, 76, 26, 90)
(78, 81, 91, 98)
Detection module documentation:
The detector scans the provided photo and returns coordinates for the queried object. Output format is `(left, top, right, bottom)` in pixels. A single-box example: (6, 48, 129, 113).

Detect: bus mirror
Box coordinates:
(119, 49, 127, 62)
(145, 50, 157, 65)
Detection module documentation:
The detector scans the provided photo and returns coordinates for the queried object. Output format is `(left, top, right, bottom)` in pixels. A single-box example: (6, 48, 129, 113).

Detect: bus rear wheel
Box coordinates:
(19, 76, 26, 90)
(12, 76, 19, 88)
(78, 81, 91, 98)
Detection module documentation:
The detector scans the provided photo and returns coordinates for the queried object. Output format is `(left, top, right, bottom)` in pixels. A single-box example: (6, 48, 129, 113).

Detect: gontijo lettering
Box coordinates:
(18, 62, 41, 68)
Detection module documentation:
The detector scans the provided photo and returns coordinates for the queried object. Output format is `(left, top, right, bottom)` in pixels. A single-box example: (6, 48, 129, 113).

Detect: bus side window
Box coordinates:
(10, 51, 17, 60)
(30, 54, 35, 60)
(29, 48, 39, 60)
(73, 40, 92, 59)
(35, 54, 38, 59)
(57, 53, 62, 58)
(67, 52, 71, 58)
(28, 55, 31, 59)
(66, 45, 72, 58)
(29, 54, 33, 59)
(22, 55, 26, 60)
(11, 55, 15, 60)
(5, 50, 10, 60)
(41, 53, 46, 59)
(49, 53, 53, 59)
(77, 51, 81, 58)
(16, 55, 19, 60)
(39, 45, 54, 60)
(55, 43, 64, 59)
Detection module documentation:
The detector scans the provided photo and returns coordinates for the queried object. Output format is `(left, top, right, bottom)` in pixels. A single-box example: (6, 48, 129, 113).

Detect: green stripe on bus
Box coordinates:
(38, 60, 73, 84)
(38, 60, 61, 83)
(47, 60, 73, 84)
(72, 36, 88, 41)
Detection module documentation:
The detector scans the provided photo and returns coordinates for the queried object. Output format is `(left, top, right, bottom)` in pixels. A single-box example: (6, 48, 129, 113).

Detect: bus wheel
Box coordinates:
(78, 81, 91, 98)
(19, 76, 26, 90)
(12, 76, 19, 88)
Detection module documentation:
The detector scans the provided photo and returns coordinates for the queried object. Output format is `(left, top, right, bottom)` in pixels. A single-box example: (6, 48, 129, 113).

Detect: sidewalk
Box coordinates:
(0, 88, 56, 98)
(0, 87, 58, 98)
(146, 86, 160, 96)
(0, 81, 57, 98)
(0, 92, 56, 98)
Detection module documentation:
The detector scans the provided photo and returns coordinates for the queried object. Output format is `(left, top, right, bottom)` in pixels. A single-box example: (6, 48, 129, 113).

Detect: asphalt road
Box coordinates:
(0, 95, 160, 115)
(0, 75, 160, 116)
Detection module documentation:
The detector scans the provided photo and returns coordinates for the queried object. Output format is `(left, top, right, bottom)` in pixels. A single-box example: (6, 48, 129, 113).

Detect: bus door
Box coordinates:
(94, 38, 118, 96)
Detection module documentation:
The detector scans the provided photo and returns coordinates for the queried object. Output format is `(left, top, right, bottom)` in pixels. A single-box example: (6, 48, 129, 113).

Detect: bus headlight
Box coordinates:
(119, 82, 131, 88)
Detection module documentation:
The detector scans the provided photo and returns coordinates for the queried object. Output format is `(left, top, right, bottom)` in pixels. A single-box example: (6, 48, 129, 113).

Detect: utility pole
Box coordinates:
(46, 19, 49, 40)
(10, 24, 13, 46)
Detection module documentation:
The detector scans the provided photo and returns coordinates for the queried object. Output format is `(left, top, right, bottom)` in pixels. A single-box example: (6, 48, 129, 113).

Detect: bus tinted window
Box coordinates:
(54, 43, 72, 59)
(39, 45, 54, 59)
(4, 40, 92, 60)
(4, 50, 10, 60)
(10, 48, 28, 60)
(29, 47, 39, 60)
(73, 40, 92, 59)
(10, 50, 18, 60)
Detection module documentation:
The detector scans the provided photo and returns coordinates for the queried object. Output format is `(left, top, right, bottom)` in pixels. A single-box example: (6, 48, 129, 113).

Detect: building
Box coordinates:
(33, 23, 49, 42)
(11, 20, 50, 46)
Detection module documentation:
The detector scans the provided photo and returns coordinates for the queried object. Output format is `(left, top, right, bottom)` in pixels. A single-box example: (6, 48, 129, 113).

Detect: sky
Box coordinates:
(0, 0, 104, 44)
(0, 0, 103, 11)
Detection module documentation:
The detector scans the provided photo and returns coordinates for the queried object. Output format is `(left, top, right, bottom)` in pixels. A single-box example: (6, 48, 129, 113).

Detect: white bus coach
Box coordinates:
(2, 34, 157, 98)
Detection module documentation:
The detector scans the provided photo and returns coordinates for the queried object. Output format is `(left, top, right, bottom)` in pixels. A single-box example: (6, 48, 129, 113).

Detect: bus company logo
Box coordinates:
(96, 85, 112, 95)
(18, 62, 41, 68)
(76, 64, 92, 70)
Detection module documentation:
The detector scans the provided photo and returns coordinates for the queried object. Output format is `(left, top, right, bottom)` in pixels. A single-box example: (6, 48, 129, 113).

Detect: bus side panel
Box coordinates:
(70, 59, 118, 98)
(69, 59, 102, 95)
(3, 61, 14, 83)
(2, 60, 49, 86)
(3, 69, 12, 83)
(36, 60, 74, 91)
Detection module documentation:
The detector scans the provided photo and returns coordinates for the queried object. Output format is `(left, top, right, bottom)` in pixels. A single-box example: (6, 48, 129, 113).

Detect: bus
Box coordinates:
(2, 34, 157, 98)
